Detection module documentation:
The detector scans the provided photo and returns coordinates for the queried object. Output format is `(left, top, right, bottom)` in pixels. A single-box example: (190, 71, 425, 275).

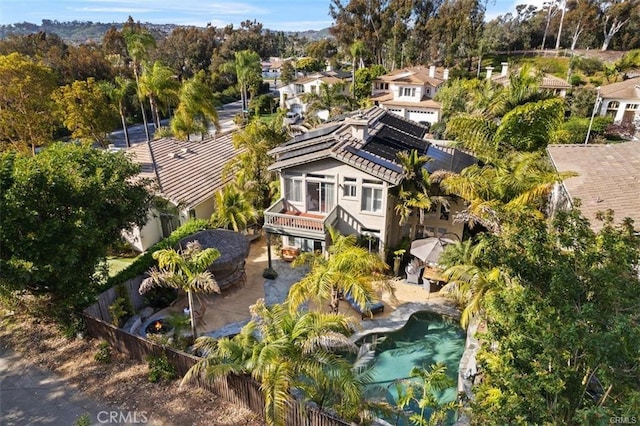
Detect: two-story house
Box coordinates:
(263, 107, 476, 257)
(279, 70, 352, 120)
(370, 66, 448, 128)
(487, 63, 571, 97)
(596, 76, 640, 128)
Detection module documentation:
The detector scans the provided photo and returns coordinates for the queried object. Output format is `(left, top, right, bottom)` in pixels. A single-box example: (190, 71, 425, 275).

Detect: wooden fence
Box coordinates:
(83, 281, 350, 426)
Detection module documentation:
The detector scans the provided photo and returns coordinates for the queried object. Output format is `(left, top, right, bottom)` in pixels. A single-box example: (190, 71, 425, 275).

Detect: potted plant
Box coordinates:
(393, 249, 406, 277)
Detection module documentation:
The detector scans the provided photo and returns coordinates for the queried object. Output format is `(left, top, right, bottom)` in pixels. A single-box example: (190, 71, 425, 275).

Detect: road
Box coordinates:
(108, 99, 243, 148)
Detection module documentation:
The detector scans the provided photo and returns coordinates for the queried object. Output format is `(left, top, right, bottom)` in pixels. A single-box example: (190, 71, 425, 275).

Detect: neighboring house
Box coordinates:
(124, 133, 242, 251)
(488, 63, 571, 97)
(263, 107, 477, 256)
(596, 76, 640, 127)
(547, 142, 640, 233)
(279, 70, 352, 119)
(370, 65, 448, 128)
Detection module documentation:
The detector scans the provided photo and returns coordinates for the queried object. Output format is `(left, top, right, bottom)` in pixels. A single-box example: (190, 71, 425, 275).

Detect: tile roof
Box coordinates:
(491, 73, 571, 90)
(127, 134, 242, 209)
(599, 77, 640, 99)
(268, 107, 476, 185)
(547, 142, 640, 231)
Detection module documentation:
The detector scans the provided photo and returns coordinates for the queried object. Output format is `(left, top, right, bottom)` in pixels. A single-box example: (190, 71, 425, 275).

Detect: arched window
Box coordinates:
(607, 101, 620, 110)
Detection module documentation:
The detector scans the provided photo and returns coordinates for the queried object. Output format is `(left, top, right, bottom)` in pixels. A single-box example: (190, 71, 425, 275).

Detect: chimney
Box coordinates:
(486, 66, 494, 80)
(347, 114, 369, 141)
(443, 68, 449, 80)
(501, 62, 508, 76)
(429, 65, 436, 78)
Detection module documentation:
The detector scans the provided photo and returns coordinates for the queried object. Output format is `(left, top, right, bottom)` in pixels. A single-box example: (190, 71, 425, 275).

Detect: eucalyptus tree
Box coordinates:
(184, 299, 364, 426)
(140, 241, 221, 338)
(287, 227, 394, 315)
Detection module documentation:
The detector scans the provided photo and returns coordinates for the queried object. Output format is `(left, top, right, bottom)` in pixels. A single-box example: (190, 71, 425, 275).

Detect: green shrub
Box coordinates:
(570, 56, 603, 75)
(569, 74, 584, 86)
(154, 126, 173, 139)
(143, 287, 177, 310)
(60, 315, 86, 339)
(75, 413, 91, 426)
(146, 354, 176, 383)
(106, 219, 211, 288)
(94, 341, 112, 363)
(589, 76, 604, 86)
(108, 297, 128, 327)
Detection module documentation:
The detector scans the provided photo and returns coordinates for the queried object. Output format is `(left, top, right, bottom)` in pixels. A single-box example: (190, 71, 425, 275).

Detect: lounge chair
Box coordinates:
(343, 291, 384, 320)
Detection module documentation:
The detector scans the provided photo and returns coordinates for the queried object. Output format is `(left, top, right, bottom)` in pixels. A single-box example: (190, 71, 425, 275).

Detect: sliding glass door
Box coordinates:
(306, 181, 335, 214)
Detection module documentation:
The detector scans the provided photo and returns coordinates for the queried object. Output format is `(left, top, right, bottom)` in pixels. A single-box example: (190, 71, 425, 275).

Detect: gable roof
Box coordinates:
(376, 66, 445, 87)
(491, 73, 571, 90)
(599, 77, 640, 99)
(127, 134, 242, 209)
(268, 107, 476, 185)
(547, 142, 640, 231)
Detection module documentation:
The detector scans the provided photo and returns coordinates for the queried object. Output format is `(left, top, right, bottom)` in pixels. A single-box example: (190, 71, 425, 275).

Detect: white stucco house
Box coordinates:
(370, 65, 448, 128)
(124, 133, 242, 251)
(597, 76, 640, 128)
(279, 70, 352, 120)
(263, 107, 477, 256)
(488, 62, 571, 97)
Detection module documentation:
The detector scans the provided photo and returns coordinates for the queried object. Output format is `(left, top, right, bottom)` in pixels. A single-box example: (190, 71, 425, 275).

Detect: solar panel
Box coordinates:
(379, 113, 427, 138)
(376, 126, 428, 152)
(278, 140, 336, 161)
(425, 145, 477, 173)
(282, 123, 340, 146)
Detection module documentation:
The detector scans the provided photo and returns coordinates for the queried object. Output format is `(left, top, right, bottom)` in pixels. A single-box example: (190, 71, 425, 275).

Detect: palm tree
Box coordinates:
(437, 151, 575, 233)
(210, 184, 258, 231)
(301, 82, 354, 120)
(221, 50, 262, 116)
(391, 149, 442, 226)
(100, 76, 135, 147)
(350, 41, 366, 98)
(183, 299, 363, 426)
(139, 241, 221, 338)
(287, 227, 394, 314)
(139, 61, 180, 129)
(222, 119, 288, 211)
(488, 63, 548, 118)
(124, 29, 156, 142)
(171, 72, 220, 140)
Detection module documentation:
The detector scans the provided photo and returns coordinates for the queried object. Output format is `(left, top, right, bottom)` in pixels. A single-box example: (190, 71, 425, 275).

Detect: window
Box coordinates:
(361, 181, 383, 213)
(295, 84, 304, 94)
(426, 88, 431, 95)
(439, 204, 450, 221)
(626, 103, 639, 110)
(403, 87, 416, 97)
(343, 177, 357, 198)
(284, 176, 302, 202)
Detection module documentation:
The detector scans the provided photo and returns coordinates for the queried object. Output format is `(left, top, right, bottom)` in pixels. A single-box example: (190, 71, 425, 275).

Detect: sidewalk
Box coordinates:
(0, 344, 121, 425)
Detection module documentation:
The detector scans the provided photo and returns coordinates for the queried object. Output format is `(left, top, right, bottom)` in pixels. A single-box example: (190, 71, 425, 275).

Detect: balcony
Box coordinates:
(263, 198, 338, 240)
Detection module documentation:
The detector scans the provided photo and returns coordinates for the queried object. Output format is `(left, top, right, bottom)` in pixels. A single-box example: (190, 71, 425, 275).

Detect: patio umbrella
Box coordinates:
(410, 237, 456, 264)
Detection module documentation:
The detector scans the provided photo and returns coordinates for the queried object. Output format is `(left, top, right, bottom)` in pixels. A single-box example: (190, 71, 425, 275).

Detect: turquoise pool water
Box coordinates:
(360, 311, 465, 424)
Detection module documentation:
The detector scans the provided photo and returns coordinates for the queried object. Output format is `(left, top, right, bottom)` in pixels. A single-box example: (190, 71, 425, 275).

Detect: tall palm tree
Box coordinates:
(139, 241, 221, 338)
(301, 82, 354, 120)
(139, 61, 180, 129)
(100, 76, 135, 147)
(171, 72, 220, 140)
(221, 50, 262, 116)
(210, 184, 258, 231)
(287, 227, 394, 314)
(124, 29, 156, 142)
(183, 299, 363, 426)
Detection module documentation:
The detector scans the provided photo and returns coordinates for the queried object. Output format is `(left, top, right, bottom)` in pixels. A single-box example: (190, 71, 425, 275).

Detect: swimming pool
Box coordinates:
(359, 311, 465, 425)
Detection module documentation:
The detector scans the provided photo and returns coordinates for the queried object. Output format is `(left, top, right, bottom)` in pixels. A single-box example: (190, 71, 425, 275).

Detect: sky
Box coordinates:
(0, 0, 537, 32)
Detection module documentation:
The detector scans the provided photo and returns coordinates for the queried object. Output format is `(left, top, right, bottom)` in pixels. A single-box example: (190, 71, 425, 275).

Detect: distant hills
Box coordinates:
(0, 20, 331, 45)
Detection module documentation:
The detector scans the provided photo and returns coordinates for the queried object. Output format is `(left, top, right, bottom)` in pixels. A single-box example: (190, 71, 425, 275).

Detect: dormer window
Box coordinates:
(402, 87, 416, 97)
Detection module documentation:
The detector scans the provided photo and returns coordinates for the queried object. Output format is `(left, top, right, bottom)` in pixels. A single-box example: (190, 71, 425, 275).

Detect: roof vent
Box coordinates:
(168, 152, 179, 159)
(180, 147, 191, 154)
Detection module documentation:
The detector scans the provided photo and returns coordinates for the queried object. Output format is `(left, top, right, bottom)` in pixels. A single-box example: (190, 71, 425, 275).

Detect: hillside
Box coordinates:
(0, 20, 331, 45)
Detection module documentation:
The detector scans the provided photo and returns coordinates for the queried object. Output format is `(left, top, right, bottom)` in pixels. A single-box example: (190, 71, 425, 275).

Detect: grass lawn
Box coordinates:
(106, 256, 138, 277)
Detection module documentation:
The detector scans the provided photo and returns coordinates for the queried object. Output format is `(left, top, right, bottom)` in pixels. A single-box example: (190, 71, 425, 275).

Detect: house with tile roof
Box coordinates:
(487, 63, 572, 97)
(123, 133, 243, 251)
(596, 76, 640, 128)
(547, 142, 640, 233)
(370, 65, 448, 128)
(278, 70, 352, 120)
(263, 107, 477, 255)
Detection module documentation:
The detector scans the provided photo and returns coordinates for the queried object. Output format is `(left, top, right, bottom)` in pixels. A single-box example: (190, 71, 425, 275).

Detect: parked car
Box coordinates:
(283, 111, 302, 125)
